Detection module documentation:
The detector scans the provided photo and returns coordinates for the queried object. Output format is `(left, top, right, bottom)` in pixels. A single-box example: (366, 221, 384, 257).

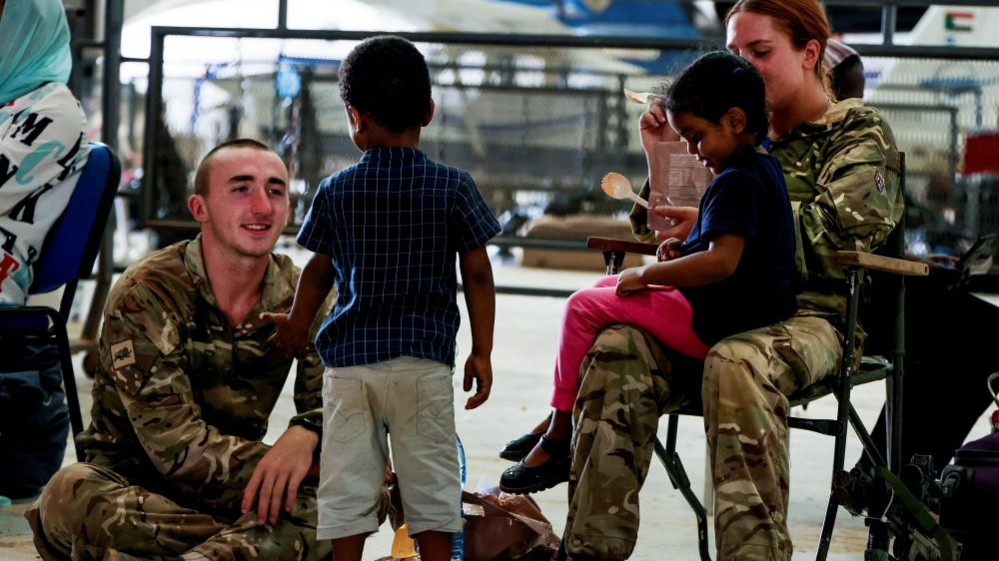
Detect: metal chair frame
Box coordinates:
(585, 153, 927, 560)
(0, 142, 121, 459)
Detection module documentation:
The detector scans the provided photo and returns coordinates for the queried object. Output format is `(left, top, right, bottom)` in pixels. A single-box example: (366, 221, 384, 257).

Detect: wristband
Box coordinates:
(289, 416, 322, 435)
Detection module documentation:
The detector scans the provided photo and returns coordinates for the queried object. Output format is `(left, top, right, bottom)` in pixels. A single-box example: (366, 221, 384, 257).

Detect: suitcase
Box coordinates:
(938, 376, 999, 561)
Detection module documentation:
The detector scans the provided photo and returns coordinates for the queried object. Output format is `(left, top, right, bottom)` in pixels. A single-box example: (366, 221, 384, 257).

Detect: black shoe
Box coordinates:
(499, 435, 570, 494)
(499, 431, 543, 462)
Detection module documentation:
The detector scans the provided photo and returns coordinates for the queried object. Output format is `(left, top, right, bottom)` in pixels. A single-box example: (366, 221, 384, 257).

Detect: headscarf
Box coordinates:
(0, 0, 73, 105)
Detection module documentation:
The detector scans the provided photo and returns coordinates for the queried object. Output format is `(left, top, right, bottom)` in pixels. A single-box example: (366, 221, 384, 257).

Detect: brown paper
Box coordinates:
(462, 491, 559, 561)
(647, 141, 712, 231)
(386, 480, 558, 561)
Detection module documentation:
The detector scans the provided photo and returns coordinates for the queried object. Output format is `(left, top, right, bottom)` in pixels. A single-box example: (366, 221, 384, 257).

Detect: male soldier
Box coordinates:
(561, 98, 902, 561)
(26, 139, 336, 561)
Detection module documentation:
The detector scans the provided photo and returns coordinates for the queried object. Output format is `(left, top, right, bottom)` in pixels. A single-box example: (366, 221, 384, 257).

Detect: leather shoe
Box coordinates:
(499, 431, 543, 461)
(499, 435, 570, 494)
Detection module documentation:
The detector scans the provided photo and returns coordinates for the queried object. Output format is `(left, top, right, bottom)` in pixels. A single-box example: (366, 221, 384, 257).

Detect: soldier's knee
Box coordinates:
(52, 462, 101, 483)
(46, 462, 108, 495)
(38, 463, 115, 535)
(582, 324, 662, 388)
(703, 339, 758, 389)
(585, 325, 647, 368)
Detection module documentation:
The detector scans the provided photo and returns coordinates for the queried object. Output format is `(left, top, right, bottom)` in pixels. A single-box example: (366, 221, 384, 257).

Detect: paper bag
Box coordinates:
(647, 141, 712, 232)
(462, 491, 559, 561)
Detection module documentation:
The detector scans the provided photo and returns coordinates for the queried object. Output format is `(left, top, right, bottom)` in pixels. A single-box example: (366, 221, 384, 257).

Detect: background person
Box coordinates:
(0, 0, 90, 501)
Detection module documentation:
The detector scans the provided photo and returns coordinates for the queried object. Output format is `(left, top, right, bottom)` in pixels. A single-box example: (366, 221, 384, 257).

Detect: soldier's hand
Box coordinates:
(242, 424, 319, 525)
(639, 103, 678, 159)
(463, 352, 492, 410)
(657, 237, 682, 262)
(259, 312, 312, 358)
(615, 267, 648, 297)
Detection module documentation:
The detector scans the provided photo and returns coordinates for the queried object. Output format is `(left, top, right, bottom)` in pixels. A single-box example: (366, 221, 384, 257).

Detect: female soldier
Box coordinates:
(547, 1, 901, 559)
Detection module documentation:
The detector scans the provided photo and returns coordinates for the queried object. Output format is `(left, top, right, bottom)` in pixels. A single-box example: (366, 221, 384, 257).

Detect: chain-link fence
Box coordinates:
(138, 29, 999, 267)
(863, 55, 999, 258)
(142, 33, 694, 229)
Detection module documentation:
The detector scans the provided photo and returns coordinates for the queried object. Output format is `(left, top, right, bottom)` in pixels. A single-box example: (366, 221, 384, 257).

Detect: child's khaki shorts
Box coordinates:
(316, 356, 462, 540)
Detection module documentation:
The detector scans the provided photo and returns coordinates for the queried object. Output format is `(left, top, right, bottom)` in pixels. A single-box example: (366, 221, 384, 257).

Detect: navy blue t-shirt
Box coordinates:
(678, 152, 797, 344)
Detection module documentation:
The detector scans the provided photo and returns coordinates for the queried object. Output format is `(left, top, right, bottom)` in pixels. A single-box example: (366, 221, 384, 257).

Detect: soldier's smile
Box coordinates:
(242, 223, 273, 236)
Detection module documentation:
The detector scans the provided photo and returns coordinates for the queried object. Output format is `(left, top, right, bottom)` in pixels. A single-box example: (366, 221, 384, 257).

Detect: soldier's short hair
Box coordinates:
(193, 138, 276, 196)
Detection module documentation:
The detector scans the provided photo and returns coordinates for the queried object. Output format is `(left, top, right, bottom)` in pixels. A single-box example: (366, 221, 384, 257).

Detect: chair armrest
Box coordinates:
(587, 236, 658, 257)
(0, 305, 59, 330)
(837, 251, 929, 276)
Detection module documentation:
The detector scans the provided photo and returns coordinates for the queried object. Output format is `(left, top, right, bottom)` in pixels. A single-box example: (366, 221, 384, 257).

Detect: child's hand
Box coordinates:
(259, 312, 312, 358)
(657, 237, 682, 262)
(463, 353, 492, 410)
(616, 267, 648, 297)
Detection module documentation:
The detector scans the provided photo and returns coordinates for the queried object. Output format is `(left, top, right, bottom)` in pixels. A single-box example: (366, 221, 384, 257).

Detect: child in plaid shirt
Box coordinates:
(264, 35, 500, 561)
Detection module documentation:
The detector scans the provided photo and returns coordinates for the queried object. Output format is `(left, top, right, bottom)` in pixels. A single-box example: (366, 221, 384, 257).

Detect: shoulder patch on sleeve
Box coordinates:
(874, 170, 885, 193)
(110, 339, 136, 371)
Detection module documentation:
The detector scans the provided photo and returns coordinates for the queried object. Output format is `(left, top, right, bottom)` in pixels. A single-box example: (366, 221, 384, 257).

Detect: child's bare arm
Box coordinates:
(261, 252, 335, 356)
(458, 245, 495, 409)
(616, 233, 747, 296)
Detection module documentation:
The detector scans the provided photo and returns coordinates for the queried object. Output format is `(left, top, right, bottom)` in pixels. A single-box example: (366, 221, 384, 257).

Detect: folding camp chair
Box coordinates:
(586, 153, 929, 560)
(0, 142, 121, 459)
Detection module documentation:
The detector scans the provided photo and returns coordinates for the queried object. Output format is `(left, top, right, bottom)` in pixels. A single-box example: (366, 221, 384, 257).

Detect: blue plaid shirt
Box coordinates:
(297, 147, 501, 368)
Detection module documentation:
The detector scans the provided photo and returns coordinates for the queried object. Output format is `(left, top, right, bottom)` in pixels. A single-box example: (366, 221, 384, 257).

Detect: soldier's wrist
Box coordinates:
(289, 416, 322, 436)
(289, 416, 323, 457)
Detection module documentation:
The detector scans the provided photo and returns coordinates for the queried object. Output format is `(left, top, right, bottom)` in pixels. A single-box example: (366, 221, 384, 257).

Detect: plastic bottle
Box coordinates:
(452, 433, 467, 560)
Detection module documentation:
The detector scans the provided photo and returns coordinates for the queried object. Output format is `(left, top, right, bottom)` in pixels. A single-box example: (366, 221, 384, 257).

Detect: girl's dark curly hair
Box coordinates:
(338, 36, 431, 133)
(664, 51, 769, 145)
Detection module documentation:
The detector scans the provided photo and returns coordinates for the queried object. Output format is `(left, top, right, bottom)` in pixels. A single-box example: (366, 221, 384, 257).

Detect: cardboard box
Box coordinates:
(521, 215, 647, 272)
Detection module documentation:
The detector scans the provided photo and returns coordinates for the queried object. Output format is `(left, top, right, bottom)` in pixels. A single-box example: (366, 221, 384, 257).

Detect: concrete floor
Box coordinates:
(2, 253, 993, 560)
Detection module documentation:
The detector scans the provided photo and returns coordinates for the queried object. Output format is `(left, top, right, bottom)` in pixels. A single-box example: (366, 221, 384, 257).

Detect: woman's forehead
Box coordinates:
(726, 11, 784, 48)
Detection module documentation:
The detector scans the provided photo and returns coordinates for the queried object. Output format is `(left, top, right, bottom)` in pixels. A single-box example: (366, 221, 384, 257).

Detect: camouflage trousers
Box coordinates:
(564, 315, 842, 561)
(25, 462, 332, 561)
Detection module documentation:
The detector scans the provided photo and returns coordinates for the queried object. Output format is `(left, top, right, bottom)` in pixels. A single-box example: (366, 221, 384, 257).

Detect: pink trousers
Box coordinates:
(550, 275, 710, 411)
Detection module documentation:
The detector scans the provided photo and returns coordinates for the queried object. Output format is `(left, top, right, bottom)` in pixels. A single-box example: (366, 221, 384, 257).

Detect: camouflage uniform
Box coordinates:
(565, 99, 903, 560)
(26, 237, 333, 561)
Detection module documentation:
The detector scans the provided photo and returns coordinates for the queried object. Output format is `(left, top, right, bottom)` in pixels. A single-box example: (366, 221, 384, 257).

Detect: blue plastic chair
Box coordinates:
(0, 142, 120, 458)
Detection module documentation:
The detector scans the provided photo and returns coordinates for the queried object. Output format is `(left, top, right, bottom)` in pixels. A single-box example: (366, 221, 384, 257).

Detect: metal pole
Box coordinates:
(949, 108, 959, 183)
(889, 153, 907, 475)
(881, 2, 898, 47)
(80, 0, 124, 352)
(141, 25, 999, 60)
(102, 0, 122, 151)
(278, 0, 288, 30)
(67, 9, 87, 98)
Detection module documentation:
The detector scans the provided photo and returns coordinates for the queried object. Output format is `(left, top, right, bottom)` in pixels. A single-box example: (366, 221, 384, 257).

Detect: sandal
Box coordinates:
(499, 435, 571, 494)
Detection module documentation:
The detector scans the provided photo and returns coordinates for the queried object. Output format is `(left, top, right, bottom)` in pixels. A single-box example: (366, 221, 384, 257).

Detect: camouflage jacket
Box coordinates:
(633, 98, 902, 322)
(77, 237, 324, 514)
(770, 98, 902, 320)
